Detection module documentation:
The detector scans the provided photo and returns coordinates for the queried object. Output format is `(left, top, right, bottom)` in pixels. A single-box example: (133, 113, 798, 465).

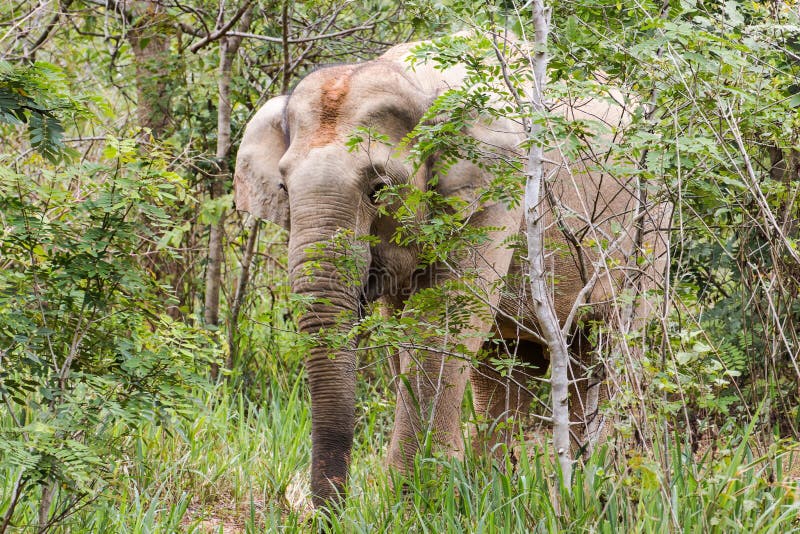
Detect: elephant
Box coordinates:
(234, 35, 670, 508)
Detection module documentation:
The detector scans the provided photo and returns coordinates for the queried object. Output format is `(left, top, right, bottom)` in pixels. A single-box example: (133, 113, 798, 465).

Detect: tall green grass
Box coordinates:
(2, 370, 799, 532)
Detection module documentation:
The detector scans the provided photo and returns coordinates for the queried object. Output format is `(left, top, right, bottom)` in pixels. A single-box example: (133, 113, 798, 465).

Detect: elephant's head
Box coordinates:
(234, 61, 439, 506)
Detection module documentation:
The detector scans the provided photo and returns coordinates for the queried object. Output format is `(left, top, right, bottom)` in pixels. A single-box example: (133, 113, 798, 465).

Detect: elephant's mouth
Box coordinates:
(359, 265, 384, 312)
(357, 259, 395, 317)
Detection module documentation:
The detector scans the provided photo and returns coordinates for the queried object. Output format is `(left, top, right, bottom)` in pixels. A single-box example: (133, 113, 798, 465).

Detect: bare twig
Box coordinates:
(188, 0, 252, 53)
(724, 105, 800, 266)
(228, 24, 375, 45)
(0, 472, 25, 534)
(22, 0, 74, 62)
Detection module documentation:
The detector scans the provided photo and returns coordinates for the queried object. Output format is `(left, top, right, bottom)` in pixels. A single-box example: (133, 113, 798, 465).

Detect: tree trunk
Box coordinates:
(525, 0, 571, 493)
(128, 0, 172, 136)
(36, 482, 55, 533)
(224, 0, 292, 374)
(0, 473, 25, 534)
(207, 9, 252, 379)
(126, 0, 187, 320)
(228, 216, 259, 368)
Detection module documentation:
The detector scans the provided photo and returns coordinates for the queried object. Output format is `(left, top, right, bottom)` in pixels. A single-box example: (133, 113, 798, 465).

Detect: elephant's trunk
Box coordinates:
(288, 193, 368, 507)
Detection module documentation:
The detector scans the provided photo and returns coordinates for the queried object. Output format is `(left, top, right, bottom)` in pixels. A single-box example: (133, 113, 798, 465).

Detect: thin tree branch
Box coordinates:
(23, 0, 74, 61)
(228, 24, 375, 45)
(188, 0, 251, 53)
(0, 473, 25, 534)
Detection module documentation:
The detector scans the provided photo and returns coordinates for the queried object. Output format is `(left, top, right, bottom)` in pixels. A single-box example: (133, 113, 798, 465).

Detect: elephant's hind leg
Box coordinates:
(470, 338, 546, 463)
(568, 330, 609, 456)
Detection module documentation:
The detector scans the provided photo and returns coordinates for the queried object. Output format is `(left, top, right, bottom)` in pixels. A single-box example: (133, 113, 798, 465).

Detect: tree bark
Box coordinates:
(126, 0, 188, 320)
(207, 7, 252, 379)
(36, 482, 55, 533)
(228, 215, 259, 368)
(525, 0, 571, 492)
(128, 0, 173, 136)
(0, 473, 25, 534)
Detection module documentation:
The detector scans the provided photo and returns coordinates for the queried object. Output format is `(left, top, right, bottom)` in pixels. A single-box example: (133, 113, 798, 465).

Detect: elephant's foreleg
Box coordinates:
(385, 198, 522, 475)
(387, 343, 471, 474)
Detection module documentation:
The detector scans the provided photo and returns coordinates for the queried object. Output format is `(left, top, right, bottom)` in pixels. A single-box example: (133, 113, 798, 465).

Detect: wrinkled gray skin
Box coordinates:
(235, 39, 669, 508)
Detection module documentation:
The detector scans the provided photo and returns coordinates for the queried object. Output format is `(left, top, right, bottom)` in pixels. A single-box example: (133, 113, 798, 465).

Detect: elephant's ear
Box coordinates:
(234, 95, 290, 230)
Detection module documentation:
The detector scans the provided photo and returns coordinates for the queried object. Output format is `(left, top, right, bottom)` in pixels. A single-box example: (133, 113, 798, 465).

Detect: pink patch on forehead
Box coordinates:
(311, 71, 351, 148)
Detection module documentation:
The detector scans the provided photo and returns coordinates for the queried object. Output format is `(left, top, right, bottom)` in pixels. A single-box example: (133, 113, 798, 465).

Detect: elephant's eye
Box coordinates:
(278, 182, 287, 193)
(369, 181, 388, 203)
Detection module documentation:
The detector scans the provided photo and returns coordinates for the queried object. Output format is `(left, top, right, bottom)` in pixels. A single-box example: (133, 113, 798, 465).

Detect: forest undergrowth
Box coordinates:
(4, 365, 800, 532)
(3, 0, 800, 532)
